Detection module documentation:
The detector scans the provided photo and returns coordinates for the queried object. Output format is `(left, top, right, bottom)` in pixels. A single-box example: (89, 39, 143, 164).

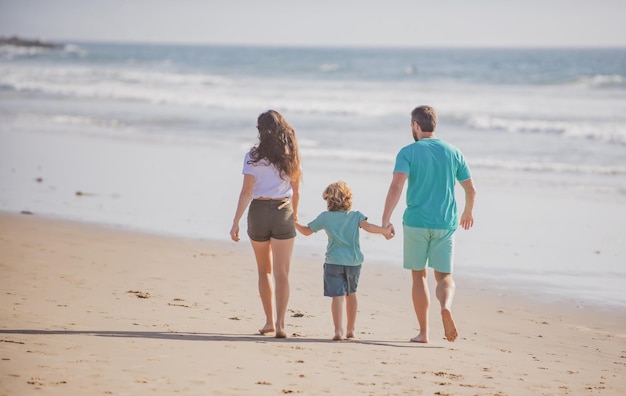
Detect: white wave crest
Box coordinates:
(302, 147, 626, 177)
(468, 115, 626, 145)
(0, 42, 88, 60)
(572, 74, 626, 88)
(0, 45, 49, 59)
(51, 115, 122, 127)
(0, 64, 231, 89)
(471, 157, 626, 176)
(63, 44, 88, 57)
(319, 63, 339, 72)
(15, 113, 124, 129)
(0, 64, 409, 117)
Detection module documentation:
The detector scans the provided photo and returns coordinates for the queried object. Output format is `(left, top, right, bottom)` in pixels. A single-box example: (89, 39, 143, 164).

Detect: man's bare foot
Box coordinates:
(410, 333, 428, 343)
(275, 330, 287, 339)
(441, 309, 458, 342)
(259, 325, 275, 335)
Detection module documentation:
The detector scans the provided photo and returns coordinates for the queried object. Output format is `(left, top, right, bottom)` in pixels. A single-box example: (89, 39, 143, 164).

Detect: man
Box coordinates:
(382, 105, 476, 343)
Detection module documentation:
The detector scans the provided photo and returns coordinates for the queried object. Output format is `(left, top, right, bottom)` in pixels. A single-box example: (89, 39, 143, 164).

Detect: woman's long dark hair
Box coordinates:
(249, 110, 301, 181)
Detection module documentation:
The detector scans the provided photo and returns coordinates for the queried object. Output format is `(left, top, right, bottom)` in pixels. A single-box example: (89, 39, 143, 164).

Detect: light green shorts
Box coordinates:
(403, 225, 456, 273)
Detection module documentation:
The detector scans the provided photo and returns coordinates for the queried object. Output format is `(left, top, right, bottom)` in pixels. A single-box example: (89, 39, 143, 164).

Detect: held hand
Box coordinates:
(460, 212, 474, 230)
(230, 223, 240, 242)
(383, 224, 395, 240)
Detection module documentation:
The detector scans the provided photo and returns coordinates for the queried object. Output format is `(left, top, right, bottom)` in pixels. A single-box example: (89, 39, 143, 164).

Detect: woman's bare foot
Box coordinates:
(410, 333, 428, 343)
(346, 332, 355, 339)
(259, 324, 275, 335)
(275, 330, 287, 339)
(332, 334, 343, 341)
(441, 309, 458, 342)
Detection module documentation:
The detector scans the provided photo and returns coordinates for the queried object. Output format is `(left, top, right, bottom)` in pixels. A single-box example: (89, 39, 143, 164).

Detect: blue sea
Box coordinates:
(1, 42, 625, 310)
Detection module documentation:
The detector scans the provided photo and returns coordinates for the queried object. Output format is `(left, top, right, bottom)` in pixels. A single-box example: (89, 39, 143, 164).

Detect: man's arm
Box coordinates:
(382, 172, 408, 238)
(459, 178, 476, 230)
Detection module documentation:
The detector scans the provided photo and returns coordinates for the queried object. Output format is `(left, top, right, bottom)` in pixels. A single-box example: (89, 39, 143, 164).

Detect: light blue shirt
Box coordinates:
(394, 138, 471, 230)
(308, 210, 367, 266)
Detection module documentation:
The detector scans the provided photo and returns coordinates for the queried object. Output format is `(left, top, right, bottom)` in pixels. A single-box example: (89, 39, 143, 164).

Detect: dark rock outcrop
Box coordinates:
(0, 36, 62, 49)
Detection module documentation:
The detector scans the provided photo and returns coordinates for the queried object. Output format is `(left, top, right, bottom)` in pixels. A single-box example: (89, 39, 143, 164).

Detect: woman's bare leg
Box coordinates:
(270, 237, 294, 338)
(250, 239, 274, 334)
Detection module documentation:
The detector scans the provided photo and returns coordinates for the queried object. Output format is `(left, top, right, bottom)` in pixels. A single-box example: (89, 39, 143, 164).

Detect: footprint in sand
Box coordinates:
(127, 290, 151, 299)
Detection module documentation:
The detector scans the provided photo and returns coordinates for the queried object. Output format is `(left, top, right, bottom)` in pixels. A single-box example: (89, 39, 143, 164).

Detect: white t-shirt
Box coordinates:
(242, 151, 293, 199)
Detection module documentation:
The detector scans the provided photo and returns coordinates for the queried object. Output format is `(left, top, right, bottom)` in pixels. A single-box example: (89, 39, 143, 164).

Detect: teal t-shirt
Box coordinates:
(393, 138, 471, 230)
(307, 210, 367, 266)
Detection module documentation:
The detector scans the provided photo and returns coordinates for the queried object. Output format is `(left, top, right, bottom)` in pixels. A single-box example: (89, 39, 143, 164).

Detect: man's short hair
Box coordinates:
(411, 106, 437, 132)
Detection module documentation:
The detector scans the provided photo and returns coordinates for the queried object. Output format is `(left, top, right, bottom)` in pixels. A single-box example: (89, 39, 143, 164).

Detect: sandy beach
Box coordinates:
(1, 212, 624, 395)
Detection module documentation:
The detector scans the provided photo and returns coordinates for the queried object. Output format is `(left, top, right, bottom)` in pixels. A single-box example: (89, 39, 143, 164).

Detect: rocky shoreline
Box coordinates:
(0, 36, 62, 48)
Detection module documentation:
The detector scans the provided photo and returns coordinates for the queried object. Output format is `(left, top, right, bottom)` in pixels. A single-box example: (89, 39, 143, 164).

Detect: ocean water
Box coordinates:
(1, 42, 625, 309)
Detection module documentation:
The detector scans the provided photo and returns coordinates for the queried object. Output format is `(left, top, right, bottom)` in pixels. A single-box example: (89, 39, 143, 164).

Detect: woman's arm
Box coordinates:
(290, 178, 300, 222)
(230, 174, 255, 242)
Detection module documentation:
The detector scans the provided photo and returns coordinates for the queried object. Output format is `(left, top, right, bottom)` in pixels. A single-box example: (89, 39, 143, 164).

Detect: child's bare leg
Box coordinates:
(331, 296, 345, 340)
(435, 271, 458, 342)
(410, 269, 430, 343)
(345, 293, 358, 338)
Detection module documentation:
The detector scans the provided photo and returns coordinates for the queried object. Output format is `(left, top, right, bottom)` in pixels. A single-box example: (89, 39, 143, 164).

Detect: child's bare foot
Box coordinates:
(275, 329, 287, 339)
(441, 309, 458, 342)
(259, 324, 275, 335)
(410, 333, 428, 343)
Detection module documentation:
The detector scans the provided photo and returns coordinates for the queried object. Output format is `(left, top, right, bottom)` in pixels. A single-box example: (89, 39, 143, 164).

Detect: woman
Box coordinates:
(230, 110, 301, 338)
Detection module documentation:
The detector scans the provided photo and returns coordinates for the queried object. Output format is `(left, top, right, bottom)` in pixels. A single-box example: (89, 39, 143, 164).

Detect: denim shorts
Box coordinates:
(403, 225, 455, 273)
(323, 263, 362, 297)
(247, 199, 296, 242)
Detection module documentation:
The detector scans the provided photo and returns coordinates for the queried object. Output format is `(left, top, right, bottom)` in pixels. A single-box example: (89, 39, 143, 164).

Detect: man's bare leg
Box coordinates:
(435, 271, 458, 342)
(410, 269, 430, 343)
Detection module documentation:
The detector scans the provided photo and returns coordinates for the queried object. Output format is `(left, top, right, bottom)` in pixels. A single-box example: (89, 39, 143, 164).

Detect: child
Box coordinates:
(295, 181, 392, 341)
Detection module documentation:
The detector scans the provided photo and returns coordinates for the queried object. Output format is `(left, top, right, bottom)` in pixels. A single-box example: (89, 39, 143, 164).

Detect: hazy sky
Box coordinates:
(1, 0, 625, 48)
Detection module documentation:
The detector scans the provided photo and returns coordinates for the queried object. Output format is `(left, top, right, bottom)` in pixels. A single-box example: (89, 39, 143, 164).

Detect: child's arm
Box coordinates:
(295, 221, 314, 236)
(360, 220, 394, 238)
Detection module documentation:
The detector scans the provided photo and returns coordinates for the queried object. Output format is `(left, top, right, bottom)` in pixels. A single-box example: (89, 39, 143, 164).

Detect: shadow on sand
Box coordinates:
(0, 329, 443, 348)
